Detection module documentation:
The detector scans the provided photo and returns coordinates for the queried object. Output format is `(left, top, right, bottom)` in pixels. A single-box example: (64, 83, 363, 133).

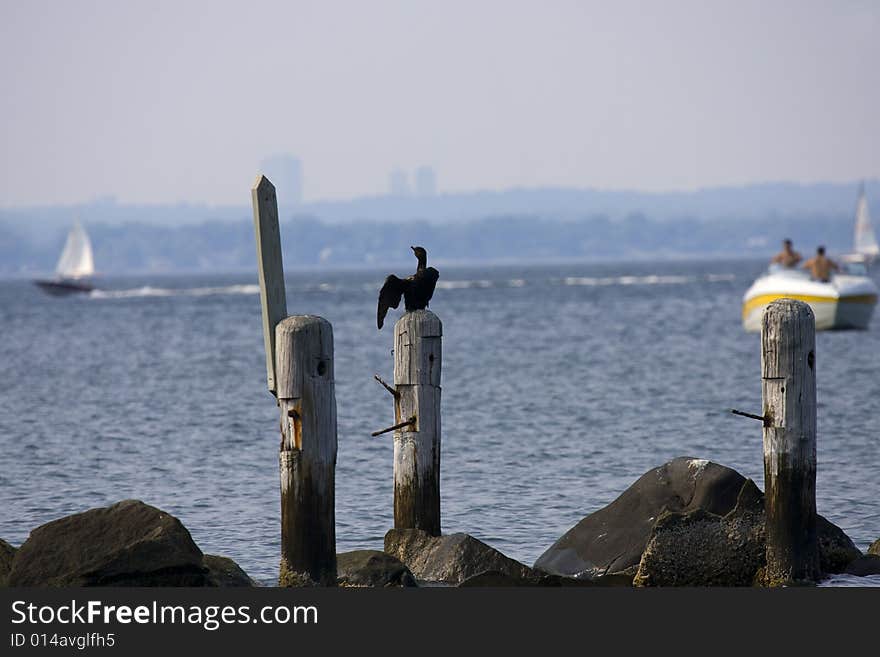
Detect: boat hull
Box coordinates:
(743, 293, 877, 331)
(34, 279, 94, 296)
(742, 270, 878, 332)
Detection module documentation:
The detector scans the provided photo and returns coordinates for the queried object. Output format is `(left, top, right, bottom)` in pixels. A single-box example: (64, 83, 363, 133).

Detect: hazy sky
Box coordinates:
(1, 0, 878, 206)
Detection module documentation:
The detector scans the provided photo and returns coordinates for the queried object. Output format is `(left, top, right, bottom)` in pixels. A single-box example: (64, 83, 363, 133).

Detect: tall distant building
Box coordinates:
(389, 168, 411, 197)
(415, 166, 437, 197)
(260, 155, 303, 206)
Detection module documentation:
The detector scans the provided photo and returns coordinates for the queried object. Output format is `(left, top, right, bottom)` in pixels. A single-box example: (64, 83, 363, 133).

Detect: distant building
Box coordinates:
(260, 155, 303, 206)
(389, 168, 411, 197)
(415, 166, 437, 197)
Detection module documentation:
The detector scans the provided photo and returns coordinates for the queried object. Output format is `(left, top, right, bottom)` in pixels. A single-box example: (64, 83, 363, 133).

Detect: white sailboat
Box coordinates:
(34, 220, 96, 296)
(841, 183, 879, 266)
(741, 185, 879, 331)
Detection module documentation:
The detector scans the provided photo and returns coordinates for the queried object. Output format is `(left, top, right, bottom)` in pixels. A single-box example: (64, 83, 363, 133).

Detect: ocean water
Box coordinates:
(1, 258, 878, 587)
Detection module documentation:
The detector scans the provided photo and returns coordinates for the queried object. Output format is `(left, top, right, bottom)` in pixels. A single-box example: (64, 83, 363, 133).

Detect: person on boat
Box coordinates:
(802, 246, 840, 283)
(770, 239, 802, 267)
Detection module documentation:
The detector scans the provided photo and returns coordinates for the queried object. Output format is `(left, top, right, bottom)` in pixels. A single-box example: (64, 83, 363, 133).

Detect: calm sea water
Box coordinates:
(1, 258, 878, 586)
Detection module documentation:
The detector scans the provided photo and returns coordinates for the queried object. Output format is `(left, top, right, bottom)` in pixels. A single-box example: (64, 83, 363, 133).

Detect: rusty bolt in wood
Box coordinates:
(373, 374, 399, 399)
(372, 416, 416, 437)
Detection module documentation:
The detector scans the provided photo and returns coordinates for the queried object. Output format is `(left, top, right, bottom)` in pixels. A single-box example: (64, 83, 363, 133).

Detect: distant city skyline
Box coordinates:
(1, 1, 878, 208)
(388, 168, 410, 197)
(414, 166, 437, 197)
(259, 154, 303, 206)
(387, 165, 437, 197)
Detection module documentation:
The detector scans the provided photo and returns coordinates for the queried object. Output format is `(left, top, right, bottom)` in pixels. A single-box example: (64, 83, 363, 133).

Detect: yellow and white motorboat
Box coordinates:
(743, 185, 879, 331)
(742, 264, 877, 331)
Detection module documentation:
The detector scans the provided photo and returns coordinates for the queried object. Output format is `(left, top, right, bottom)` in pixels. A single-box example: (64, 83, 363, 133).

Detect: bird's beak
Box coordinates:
(410, 246, 416, 252)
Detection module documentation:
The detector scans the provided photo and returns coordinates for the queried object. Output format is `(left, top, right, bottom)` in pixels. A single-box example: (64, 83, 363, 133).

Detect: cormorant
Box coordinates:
(377, 246, 440, 329)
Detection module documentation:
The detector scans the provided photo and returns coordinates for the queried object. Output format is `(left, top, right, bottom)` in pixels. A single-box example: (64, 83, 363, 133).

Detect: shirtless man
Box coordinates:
(802, 246, 839, 282)
(770, 239, 802, 267)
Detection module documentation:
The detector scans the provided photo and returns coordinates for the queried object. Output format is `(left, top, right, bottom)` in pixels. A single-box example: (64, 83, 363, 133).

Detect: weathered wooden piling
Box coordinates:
(276, 316, 338, 586)
(761, 299, 819, 585)
(252, 174, 337, 586)
(392, 310, 442, 535)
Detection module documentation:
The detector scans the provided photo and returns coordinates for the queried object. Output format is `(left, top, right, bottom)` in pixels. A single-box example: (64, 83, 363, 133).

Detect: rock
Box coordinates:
(816, 516, 862, 574)
(869, 539, 880, 557)
(457, 570, 535, 586)
(843, 555, 880, 577)
(278, 564, 318, 587)
(384, 528, 534, 586)
(203, 555, 257, 587)
(8, 500, 209, 587)
(1, 539, 16, 587)
(536, 458, 863, 587)
(336, 550, 417, 587)
(457, 570, 610, 587)
(534, 457, 748, 580)
(632, 478, 861, 586)
(633, 479, 767, 587)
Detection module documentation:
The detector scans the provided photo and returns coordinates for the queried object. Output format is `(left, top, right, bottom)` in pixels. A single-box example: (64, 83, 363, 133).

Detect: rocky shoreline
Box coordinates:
(3, 457, 878, 588)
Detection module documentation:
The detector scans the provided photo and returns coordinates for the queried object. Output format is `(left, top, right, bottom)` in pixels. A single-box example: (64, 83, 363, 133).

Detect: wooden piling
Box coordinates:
(761, 299, 820, 585)
(392, 310, 442, 535)
(276, 315, 338, 586)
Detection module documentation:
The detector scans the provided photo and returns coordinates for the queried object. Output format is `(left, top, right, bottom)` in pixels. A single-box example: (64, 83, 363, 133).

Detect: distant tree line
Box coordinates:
(0, 210, 857, 276)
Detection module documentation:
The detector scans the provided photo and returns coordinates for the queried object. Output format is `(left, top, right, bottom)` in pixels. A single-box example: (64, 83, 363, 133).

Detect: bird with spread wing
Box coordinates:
(377, 246, 440, 329)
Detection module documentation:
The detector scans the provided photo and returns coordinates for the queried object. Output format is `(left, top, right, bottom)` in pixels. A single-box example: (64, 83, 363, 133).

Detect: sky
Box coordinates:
(1, 0, 878, 206)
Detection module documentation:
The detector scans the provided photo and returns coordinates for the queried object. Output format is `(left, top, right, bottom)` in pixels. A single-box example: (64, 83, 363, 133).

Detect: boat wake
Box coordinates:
(90, 284, 261, 299)
(87, 273, 737, 300)
(434, 279, 494, 290)
(564, 273, 735, 287)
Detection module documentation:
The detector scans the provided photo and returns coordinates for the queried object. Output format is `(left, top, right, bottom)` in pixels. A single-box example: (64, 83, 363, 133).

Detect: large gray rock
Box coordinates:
(8, 500, 210, 586)
(535, 457, 747, 580)
(457, 570, 625, 587)
(456, 570, 540, 587)
(633, 479, 767, 586)
(843, 555, 880, 577)
(337, 550, 417, 587)
(632, 479, 862, 586)
(203, 555, 257, 587)
(278, 565, 318, 587)
(384, 528, 534, 586)
(536, 457, 862, 586)
(1, 539, 16, 587)
(816, 516, 862, 574)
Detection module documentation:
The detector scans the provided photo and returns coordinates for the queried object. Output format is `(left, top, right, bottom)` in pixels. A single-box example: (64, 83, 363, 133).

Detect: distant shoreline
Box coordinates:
(0, 253, 780, 282)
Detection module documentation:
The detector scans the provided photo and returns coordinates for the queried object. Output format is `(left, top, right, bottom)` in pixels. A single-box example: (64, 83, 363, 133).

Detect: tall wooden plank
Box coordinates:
(761, 299, 820, 585)
(252, 174, 287, 395)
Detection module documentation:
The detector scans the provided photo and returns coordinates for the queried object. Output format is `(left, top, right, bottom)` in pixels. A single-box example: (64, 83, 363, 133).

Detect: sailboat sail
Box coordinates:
(854, 187, 880, 257)
(55, 221, 95, 279)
